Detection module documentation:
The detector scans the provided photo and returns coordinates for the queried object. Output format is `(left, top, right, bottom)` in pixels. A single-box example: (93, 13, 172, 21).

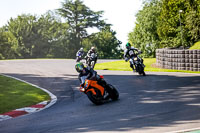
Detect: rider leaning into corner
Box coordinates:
(75, 62, 104, 88)
(85, 46, 98, 65)
(76, 47, 84, 58)
(124, 42, 142, 71)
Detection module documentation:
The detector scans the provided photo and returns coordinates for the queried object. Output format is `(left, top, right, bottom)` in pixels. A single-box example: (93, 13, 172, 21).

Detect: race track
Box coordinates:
(0, 59, 200, 133)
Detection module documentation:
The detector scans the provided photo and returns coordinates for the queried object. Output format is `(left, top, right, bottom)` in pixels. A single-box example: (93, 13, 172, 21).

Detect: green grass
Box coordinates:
(0, 75, 51, 114)
(190, 41, 200, 50)
(95, 58, 200, 74)
(187, 130, 200, 133)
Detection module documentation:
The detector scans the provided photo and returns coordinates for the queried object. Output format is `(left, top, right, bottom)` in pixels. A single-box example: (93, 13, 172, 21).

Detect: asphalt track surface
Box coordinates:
(0, 59, 200, 133)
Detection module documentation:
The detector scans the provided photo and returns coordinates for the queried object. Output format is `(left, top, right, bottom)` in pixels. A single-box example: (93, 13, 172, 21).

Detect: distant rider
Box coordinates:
(76, 47, 84, 62)
(85, 46, 98, 65)
(124, 42, 140, 71)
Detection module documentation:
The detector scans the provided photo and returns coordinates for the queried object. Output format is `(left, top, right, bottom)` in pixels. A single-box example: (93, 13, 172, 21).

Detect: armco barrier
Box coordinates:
(156, 49, 200, 71)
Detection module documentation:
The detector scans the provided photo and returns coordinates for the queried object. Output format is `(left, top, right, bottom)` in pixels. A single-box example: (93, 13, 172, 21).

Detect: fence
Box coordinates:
(156, 49, 200, 71)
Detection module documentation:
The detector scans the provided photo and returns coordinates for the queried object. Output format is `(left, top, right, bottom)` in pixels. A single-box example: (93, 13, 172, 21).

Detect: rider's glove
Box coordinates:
(80, 83, 84, 87)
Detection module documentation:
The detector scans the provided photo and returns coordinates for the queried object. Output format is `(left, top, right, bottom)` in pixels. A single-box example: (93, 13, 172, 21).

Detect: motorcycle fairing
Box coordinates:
(84, 80, 104, 96)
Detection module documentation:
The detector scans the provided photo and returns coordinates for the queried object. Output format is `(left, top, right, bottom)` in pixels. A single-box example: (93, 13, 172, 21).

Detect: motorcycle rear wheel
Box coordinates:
(106, 84, 119, 101)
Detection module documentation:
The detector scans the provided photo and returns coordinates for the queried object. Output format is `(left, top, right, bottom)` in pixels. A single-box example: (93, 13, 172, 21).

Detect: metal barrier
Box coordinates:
(156, 49, 200, 71)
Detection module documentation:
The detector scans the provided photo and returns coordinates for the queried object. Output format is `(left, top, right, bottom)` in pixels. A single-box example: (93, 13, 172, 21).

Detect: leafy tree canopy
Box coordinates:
(129, 0, 200, 57)
(0, 0, 122, 59)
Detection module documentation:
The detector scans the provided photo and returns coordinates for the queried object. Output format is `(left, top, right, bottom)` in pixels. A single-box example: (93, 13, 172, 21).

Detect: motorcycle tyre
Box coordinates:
(107, 84, 119, 101)
(138, 65, 146, 76)
(140, 65, 146, 76)
(86, 91, 103, 105)
(142, 71, 146, 76)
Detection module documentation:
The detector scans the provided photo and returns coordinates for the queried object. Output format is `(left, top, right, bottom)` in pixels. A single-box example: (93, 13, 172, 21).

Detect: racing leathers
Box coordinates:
(85, 49, 98, 65)
(124, 47, 139, 70)
(76, 50, 84, 62)
(78, 67, 105, 88)
(78, 67, 97, 86)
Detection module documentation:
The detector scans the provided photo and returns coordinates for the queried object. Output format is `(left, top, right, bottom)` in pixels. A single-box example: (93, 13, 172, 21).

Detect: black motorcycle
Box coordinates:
(128, 51, 146, 76)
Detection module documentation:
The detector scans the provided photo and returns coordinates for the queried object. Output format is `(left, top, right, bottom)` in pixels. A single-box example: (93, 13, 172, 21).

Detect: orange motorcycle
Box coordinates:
(79, 75, 119, 105)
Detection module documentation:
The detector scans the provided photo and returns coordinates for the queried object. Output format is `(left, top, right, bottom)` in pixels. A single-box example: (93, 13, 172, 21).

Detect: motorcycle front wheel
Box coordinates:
(138, 65, 146, 76)
(142, 71, 146, 76)
(86, 91, 103, 105)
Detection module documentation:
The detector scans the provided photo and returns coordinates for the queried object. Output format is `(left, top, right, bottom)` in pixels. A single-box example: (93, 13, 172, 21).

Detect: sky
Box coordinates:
(0, 0, 143, 47)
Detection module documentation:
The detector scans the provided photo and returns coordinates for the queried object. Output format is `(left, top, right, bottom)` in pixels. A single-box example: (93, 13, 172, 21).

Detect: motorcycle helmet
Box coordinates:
(80, 47, 83, 51)
(75, 62, 84, 73)
(126, 42, 131, 49)
(91, 46, 95, 52)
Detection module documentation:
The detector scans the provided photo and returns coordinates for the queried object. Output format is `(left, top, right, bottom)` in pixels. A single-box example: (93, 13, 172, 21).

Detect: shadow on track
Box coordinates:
(65, 73, 200, 133)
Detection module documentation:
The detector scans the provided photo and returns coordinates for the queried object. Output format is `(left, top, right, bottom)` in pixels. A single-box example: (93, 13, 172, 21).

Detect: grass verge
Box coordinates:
(190, 41, 200, 50)
(95, 58, 200, 74)
(0, 75, 51, 114)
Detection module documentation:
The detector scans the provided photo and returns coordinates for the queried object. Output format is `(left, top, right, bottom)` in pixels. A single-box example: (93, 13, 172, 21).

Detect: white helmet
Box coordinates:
(91, 47, 95, 51)
(80, 47, 83, 51)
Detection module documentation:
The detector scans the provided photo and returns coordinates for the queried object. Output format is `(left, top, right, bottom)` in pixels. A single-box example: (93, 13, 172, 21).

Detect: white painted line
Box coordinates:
(38, 101, 48, 105)
(0, 115, 12, 121)
(166, 127, 200, 133)
(15, 107, 39, 113)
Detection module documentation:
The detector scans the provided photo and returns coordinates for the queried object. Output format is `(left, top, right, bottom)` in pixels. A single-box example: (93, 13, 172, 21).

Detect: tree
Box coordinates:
(157, 0, 188, 48)
(84, 26, 122, 59)
(57, 0, 107, 58)
(0, 0, 122, 59)
(185, 0, 200, 44)
(0, 26, 18, 59)
(128, 0, 161, 57)
(6, 12, 66, 58)
(157, 0, 200, 48)
(31, 11, 68, 58)
(7, 14, 37, 58)
(129, 0, 200, 57)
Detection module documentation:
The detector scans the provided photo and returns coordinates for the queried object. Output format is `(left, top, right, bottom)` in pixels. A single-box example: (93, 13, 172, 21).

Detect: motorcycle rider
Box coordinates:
(76, 47, 84, 62)
(124, 42, 140, 71)
(85, 46, 98, 65)
(75, 62, 104, 87)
